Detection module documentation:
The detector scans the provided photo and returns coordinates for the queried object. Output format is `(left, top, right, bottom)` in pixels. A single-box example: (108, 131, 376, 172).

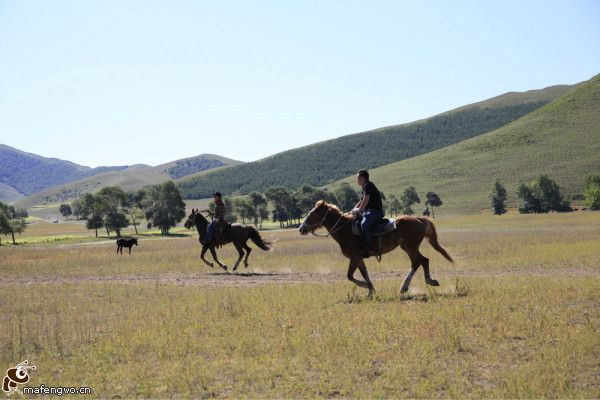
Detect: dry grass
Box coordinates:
(0, 211, 599, 398)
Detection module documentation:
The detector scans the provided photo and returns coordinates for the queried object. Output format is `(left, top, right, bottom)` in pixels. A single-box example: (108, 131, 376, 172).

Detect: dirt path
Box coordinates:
(3, 267, 598, 287)
(1, 271, 401, 287)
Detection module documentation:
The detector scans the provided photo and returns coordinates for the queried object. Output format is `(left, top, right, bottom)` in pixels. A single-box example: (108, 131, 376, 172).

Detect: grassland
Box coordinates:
(330, 74, 600, 214)
(1, 210, 599, 398)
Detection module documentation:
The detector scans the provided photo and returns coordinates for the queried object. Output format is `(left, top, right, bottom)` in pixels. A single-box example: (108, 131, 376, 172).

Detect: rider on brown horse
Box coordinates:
(353, 169, 384, 258)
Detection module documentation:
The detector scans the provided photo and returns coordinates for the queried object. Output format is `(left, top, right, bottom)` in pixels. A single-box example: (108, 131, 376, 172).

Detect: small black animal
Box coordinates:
(116, 237, 138, 255)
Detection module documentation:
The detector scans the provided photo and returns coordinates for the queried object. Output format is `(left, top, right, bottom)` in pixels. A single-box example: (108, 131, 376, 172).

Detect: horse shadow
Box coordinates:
(207, 271, 283, 278)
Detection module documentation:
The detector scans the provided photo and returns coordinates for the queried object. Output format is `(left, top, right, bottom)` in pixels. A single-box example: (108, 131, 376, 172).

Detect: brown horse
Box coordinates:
(184, 209, 271, 271)
(299, 200, 453, 297)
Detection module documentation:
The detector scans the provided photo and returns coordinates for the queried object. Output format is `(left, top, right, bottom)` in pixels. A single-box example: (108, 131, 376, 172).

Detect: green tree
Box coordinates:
(294, 185, 337, 215)
(143, 181, 187, 235)
(490, 180, 508, 215)
(585, 174, 600, 189)
(72, 199, 84, 220)
(400, 186, 420, 215)
(81, 193, 105, 237)
(271, 204, 288, 229)
(537, 175, 571, 212)
(59, 204, 72, 220)
(258, 206, 269, 229)
(126, 190, 146, 235)
(0, 209, 9, 246)
(388, 194, 401, 217)
(98, 186, 129, 237)
(334, 183, 360, 211)
(265, 186, 293, 228)
(248, 192, 267, 226)
(583, 174, 600, 210)
(232, 196, 255, 224)
(86, 214, 104, 237)
(584, 186, 600, 210)
(0, 202, 27, 244)
(517, 182, 541, 213)
(517, 175, 570, 214)
(425, 192, 443, 218)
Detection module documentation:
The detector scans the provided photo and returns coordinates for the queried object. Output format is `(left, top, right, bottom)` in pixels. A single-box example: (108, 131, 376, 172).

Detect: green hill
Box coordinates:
(177, 85, 572, 199)
(329, 74, 600, 214)
(16, 154, 242, 208)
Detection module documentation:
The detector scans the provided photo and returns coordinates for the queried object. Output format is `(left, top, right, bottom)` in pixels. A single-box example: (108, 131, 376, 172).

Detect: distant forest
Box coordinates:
(165, 157, 226, 179)
(178, 101, 549, 198)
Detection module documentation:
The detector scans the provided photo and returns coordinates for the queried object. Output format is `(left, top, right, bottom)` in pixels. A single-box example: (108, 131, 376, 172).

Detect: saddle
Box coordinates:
(352, 218, 397, 262)
(213, 221, 232, 247)
(351, 218, 397, 236)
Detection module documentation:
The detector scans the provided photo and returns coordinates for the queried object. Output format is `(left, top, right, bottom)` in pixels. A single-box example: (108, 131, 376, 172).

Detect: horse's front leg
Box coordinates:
(347, 258, 373, 296)
(209, 246, 228, 272)
(356, 258, 375, 299)
(200, 245, 214, 268)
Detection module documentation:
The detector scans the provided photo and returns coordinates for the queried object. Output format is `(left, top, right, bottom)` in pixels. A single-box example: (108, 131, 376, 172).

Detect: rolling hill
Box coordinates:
(177, 84, 573, 199)
(0, 181, 24, 202)
(0, 144, 128, 197)
(15, 154, 242, 208)
(329, 74, 600, 214)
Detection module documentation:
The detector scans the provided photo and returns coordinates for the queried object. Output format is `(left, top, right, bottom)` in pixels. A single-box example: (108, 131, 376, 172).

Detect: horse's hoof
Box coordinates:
(232, 265, 238, 272)
(400, 287, 409, 294)
(427, 279, 440, 287)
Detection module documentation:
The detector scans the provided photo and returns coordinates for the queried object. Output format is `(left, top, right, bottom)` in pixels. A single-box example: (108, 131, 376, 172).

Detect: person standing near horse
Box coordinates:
(204, 192, 226, 246)
(353, 169, 384, 258)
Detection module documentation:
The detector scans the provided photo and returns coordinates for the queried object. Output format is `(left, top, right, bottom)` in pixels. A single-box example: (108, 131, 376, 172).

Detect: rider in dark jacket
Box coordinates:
(204, 192, 225, 245)
(353, 169, 384, 258)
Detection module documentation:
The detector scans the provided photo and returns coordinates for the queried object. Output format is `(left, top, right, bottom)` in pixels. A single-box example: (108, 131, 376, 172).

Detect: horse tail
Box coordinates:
(420, 218, 454, 263)
(248, 226, 271, 251)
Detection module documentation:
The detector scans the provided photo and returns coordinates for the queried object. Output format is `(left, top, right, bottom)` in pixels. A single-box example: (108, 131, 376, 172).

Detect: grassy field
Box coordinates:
(330, 73, 600, 214)
(1, 211, 599, 398)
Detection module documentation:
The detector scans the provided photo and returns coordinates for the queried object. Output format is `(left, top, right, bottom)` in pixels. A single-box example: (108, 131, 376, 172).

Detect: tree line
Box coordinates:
(219, 184, 445, 229)
(490, 174, 600, 214)
(387, 188, 443, 218)
(64, 181, 186, 237)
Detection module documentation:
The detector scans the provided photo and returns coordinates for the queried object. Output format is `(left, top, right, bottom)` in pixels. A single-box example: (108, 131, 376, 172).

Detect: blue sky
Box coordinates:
(1, 0, 599, 167)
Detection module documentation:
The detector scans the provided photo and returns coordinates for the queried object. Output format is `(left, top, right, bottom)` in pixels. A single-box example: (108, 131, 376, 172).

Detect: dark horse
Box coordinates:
(116, 237, 138, 255)
(299, 200, 454, 298)
(184, 209, 271, 271)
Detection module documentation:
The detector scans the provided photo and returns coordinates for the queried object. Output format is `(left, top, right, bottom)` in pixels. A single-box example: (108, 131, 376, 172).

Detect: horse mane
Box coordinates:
(317, 200, 353, 220)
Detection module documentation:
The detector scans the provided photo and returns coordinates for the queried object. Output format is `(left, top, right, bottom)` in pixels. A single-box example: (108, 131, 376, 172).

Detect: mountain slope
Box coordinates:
(0, 144, 130, 196)
(0, 182, 24, 202)
(329, 74, 600, 214)
(177, 84, 573, 198)
(17, 154, 242, 207)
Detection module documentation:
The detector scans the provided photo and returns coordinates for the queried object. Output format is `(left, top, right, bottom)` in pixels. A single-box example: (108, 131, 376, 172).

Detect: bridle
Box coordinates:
(305, 206, 352, 238)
